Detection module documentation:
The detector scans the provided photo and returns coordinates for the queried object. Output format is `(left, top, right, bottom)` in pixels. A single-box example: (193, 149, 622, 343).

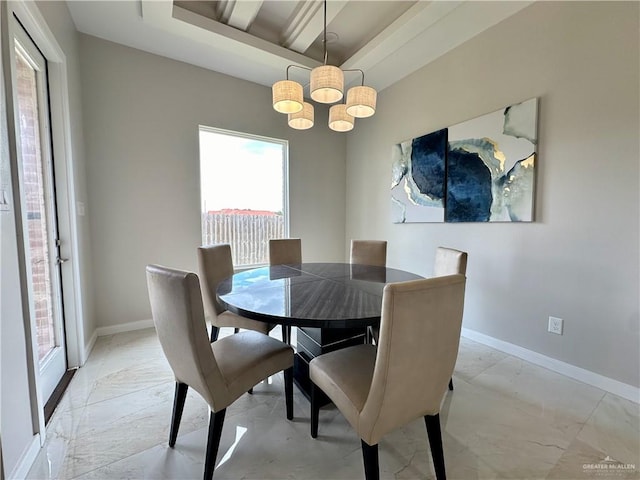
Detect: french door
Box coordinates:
(13, 21, 67, 405)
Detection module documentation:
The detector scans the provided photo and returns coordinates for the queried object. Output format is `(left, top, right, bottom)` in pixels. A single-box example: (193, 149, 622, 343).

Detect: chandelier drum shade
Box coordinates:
(288, 102, 314, 130)
(310, 65, 344, 103)
(346, 85, 377, 118)
(271, 0, 377, 132)
(272, 80, 303, 114)
(328, 104, 354, 132)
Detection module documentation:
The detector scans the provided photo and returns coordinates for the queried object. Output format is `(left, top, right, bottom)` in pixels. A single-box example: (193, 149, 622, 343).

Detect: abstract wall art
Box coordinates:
(391, 98, 538, 223)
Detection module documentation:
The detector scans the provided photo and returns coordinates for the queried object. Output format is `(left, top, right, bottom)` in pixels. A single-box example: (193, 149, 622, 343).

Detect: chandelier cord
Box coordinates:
(323, 0, 328, 65)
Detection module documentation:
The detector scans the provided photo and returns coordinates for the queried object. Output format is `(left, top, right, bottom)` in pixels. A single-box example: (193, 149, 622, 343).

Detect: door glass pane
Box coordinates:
(15, 48, 56, 361)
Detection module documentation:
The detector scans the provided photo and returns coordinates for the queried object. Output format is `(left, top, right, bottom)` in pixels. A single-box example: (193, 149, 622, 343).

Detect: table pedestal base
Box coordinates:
(293, 326, 366, 405)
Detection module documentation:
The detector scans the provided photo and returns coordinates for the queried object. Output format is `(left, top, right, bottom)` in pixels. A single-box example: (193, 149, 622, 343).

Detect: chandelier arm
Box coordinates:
(342, 68, 366, 86)
(286, 64, 313, 80)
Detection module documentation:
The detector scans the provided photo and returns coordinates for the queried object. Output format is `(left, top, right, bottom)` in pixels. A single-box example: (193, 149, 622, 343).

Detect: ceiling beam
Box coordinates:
(281, 0, 348, 54)
(226, 1, 264, 32)
(341, 1, 463, 73)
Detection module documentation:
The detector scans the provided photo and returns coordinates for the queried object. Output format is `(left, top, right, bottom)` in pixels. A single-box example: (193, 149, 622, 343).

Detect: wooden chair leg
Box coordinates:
(281, 325, 291, 344)
(210, 326, 220, 342)
(310, 382, 320, 438)
(204, 409, 226, 480)
(284, 367, 293, 420)
(448, 378, 454, 391)
(169, 382, 188, 447)
(424, 414, 446, 480)
(361, 440, 379, 480)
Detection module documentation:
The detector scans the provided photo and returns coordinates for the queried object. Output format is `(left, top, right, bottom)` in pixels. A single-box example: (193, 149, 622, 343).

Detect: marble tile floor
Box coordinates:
(27, 328, 639, 480)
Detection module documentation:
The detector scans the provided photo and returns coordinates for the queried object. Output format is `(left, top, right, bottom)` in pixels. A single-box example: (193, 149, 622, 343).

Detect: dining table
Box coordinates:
(217, 262, 424, 402)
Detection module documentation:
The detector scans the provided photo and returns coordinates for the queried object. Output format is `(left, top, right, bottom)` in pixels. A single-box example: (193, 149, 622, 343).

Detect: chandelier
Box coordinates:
(271, 0, 377, 132)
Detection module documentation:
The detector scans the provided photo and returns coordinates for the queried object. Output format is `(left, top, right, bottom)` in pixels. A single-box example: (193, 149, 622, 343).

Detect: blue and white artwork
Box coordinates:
(391, 98, 538, 223)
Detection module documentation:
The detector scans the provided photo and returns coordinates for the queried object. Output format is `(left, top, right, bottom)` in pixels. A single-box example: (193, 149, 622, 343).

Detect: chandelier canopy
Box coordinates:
(271, 0, 377, 132)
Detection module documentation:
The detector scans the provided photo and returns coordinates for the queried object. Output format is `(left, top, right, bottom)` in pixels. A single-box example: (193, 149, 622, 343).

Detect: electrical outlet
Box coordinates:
(548, 316, 563, 335)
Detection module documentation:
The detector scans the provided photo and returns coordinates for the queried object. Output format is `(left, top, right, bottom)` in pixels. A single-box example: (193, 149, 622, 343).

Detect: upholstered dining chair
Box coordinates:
(146, 265, 294, 480)
(198, 244, 276, 342)
(309, 275, 466, 480)
(268, 238, 302, 343)
(434, 247, 468, 391)
(269, 238, 302, 265)
(351, 240, 387, 344)
(350, 240, 387, 267)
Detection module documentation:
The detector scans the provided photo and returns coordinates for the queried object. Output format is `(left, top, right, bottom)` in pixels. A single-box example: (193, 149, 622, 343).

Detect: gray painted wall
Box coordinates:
(78, 35, 347, 328)
(345, 2, 639, 387)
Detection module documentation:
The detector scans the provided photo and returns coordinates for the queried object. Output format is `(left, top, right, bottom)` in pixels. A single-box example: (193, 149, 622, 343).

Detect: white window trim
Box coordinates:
(199, 125, 290, 268)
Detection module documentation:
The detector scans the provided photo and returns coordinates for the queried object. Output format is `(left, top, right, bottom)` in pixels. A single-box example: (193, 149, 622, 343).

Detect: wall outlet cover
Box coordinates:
(548, 316, 563, 335)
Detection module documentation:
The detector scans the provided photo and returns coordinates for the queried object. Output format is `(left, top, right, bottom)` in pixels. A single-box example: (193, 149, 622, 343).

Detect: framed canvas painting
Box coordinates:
(391, 98, 538, 223)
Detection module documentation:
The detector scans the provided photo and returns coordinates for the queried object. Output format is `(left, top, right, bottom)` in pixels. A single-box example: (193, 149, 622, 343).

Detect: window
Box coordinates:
(199, 126, 289, 267)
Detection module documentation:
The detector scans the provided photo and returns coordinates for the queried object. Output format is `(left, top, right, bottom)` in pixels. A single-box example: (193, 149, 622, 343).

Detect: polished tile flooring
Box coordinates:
(28, 328, 639, 479)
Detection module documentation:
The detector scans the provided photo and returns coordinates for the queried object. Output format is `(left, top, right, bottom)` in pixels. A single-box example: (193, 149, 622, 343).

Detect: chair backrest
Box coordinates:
(197, 244, 234, 319)
(269, 238, 302, 265)
(146, 264, 229, 410)
(350, 240, 387, 267)
(359, 274, 466, 445)
(433, 247, 467, 276)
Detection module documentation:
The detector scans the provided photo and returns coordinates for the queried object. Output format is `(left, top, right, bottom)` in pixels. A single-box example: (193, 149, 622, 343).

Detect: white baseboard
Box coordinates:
(83, 329, 98, 365)
(8, 434, 40, 480)
(95, 319, 154, 337)
(461, 327, 639, 404)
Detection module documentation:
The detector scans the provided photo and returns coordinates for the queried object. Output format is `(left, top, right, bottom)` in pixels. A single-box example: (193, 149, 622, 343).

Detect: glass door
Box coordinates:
(13, 22, 67, 405)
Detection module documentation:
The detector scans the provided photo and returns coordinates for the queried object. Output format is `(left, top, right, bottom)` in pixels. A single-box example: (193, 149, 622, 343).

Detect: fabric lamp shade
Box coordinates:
(272, 80, 303, 114)
(328, 104, 354, 132)
(346, 85, 377, 118)
(310, 65, 344, 104)
(288, 102, 314, 130)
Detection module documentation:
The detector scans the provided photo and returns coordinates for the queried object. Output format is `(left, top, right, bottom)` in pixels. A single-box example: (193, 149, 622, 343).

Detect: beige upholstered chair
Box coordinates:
(434, 247, 467, 391)
(309, 275, 466, 480)
(146, 265, 294, 480)
(269, 238, 302, 265)
(268, 238, 302, 343)
(434, 246, 468, 277)
(198, 244, 275, 342)
(351, 240, 388, 344)
(350, 240, 387, 267)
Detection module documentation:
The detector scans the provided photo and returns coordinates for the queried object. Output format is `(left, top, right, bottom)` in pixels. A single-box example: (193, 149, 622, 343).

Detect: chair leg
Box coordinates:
(281, 324, 291, 344)
(424, 414, 446, 480)
(210, 326, 220, 342)
(169, 382, 188, 447)
(361, 440, 379, 480)
(448, 378, 454, 391)
(310, 382, 320, 438)
(203, 409, 226, 480)
(282, 367, 293, 420)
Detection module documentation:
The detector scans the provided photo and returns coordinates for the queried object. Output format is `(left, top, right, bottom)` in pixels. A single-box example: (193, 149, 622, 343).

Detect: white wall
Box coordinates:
(78, 35, 347, 329)
(345, 1, 639, 388)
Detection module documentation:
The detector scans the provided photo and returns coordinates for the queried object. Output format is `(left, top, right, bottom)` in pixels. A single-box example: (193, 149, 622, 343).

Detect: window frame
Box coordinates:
(198, 125, 290, 268)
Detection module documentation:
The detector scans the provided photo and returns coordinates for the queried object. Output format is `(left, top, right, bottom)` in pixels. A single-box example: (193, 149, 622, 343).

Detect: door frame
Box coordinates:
(2, 0, 85, 441)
